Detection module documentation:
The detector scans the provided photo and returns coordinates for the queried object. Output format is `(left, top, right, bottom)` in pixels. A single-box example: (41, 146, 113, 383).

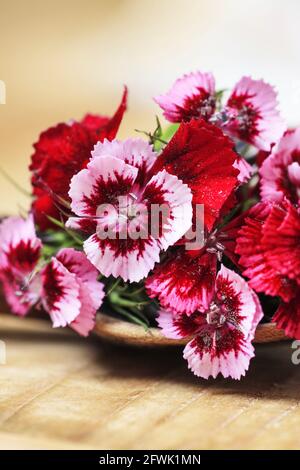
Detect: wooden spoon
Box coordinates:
(94, 312, 289, 347)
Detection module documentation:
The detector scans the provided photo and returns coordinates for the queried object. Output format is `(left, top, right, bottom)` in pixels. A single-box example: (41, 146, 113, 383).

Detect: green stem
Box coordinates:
(113, 305, 149, 330)
(106, 278, 121, 296)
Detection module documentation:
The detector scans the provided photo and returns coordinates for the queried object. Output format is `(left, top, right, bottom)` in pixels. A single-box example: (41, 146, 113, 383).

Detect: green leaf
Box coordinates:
(154, 123, 179, 151)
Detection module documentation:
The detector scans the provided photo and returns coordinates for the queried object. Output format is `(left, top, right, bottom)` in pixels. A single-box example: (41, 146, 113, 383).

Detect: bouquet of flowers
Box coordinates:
(1, 71, 299, 380)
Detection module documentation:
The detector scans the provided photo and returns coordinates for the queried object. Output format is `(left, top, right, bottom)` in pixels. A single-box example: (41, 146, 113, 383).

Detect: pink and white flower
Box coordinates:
(0, 215, 42, 315)
(260, 128, 300, 205)
(67, 138, 193, 283)
(154, 71, 216, 123)
(157, 265, 263, 380)
(224, 76, 286, 151)
(0, 216, 104, 336)
(41, 248, 105, 336)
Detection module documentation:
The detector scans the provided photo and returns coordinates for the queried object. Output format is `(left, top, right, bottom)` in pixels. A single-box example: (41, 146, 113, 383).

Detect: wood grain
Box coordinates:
(0, 313, 300, 450)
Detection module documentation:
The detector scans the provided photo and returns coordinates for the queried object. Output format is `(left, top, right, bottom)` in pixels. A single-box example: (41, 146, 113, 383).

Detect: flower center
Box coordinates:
(206, 302, 226, 328)
(182, 90, 216, 121)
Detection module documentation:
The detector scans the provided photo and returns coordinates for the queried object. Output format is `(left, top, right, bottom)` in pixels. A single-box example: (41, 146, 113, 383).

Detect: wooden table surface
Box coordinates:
(0, 313, 299, 450)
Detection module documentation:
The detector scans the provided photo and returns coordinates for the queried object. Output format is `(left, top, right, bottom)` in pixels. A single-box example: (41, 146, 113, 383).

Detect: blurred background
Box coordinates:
(1, 0, 300, 215)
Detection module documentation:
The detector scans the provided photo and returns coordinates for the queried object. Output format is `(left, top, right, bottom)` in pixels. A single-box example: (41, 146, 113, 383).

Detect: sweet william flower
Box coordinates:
(224, 76, 286, 151)
(273, 292, 300, 340)
(145, 216, 241, 316)
(0, 216, 104, 336)
(0, 215, 42, 315)
(41, 248, 105, 336)
(236, 201, 300, 300)
(30, 88, 127, 231)
(154, 72, 285, 152)
(260, 128, 300, 205)
(236, 201, 300, 340)
(157, 265, 263, 379)
(154, 71, 216, 122)
(146, 248, 217, 315)
(66, 138, 193, 283)
(146, 118, 240, 313)
(151, 118, 239, 231)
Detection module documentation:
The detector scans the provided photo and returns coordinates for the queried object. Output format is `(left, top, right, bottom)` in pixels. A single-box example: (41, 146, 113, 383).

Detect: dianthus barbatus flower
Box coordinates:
(157, 265, 263, 379)
(235, 201, 300, 340)
(263, 203, 300, 340)
(145, 216, 240, 315)
(224, 77, 286, 151)
(273, 292, 300, 340)
(41, 248, 105, 336)
(30, 88, 127, 230)
(146, 118, 240, 313)
(0, 215, 42, 315)
(151, 118, 239, 231)
(146, 248, 217, 315)
(67, 138, 193, 283)
(236, 201, 300, 300)
(0, 216, 104, 336)
(260, 128, 300, 205)
(154, 71, 216, 122)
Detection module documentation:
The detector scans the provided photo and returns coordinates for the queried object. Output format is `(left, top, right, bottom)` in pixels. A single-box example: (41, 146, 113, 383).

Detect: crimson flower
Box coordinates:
(146, 118, 240, 313)
(236, 200, 300, 339)
(30, 88, 127, 230)
(151, 118, 239, 230)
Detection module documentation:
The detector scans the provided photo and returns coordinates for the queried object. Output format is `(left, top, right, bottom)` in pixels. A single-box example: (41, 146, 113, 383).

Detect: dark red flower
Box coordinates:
(146, 248, 217, 314)
(30, 88, 127, 230)
(236, 201, 299, 302)
(152, 118, 239, 231)
(145, 215, 243, 315)
(236, 200, 300, 339)
(273, 293, 300, 339)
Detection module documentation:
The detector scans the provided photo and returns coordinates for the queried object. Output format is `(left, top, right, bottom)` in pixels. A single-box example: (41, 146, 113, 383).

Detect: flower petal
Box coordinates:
(157, 309, 206, 339)
(236, 202, 298, 302)
(142, 169, 193, 250)
(0, 215, 41, 272)
(183, 335, 254, 380)
(154, 71, 216, 122)
(146, 248, 217, 314)
(225, 76, 286, 151)
(260, 128, 300, 205)
(30, 88, 127, 230)
(273, 294, 300, 339)
(68, 155, 138, 221)
(84, 233, 160, 283)
(216, 265, 262, 340)
(41, 258, 81, 328)
(92, 137, 157, 184)
(152, 119, 239, 230)
(0, 215, 42, 316)
(56, 248, 105, 311)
